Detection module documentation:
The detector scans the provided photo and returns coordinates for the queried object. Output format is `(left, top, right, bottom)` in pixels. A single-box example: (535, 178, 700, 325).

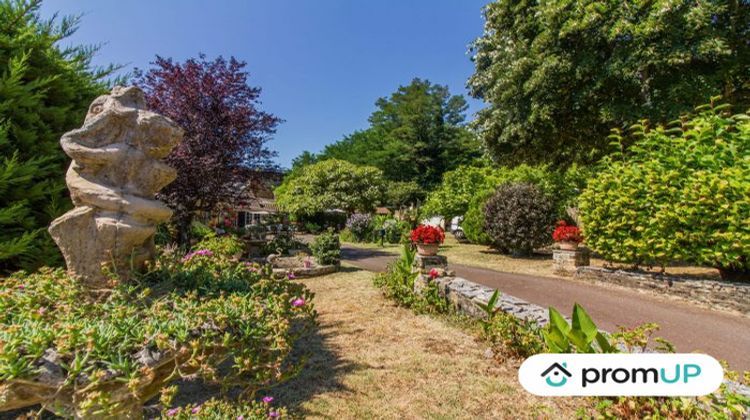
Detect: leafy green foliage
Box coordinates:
(193, 234, 245, 258)
(480, 292, 546, 360)
(275, 159, 386, 217)
(372, 245, 449, 314)
(469, 0, 750, 166)
(310, 230, 341, 265)
(0, 0, 113, 272)
(421, 163, 503, 221)
(0, 248, 315, 417)
(295, 78, 481, 189)
(579, 102, 750, 278)
(544, 304, 615, 354)
(424, 162, 587, 244)
(483, 183, 556, 255)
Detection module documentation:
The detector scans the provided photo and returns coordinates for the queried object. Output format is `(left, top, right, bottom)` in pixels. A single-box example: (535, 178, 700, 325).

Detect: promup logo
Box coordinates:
(520, 354, 723, 396)
(541, 362, 571, 387)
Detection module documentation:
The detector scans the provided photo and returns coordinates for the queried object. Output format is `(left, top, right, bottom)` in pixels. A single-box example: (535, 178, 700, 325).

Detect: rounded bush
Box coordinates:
(483, 182, 555, 255)
(579, 103, 750, 280)
(311, 230, 341, 265)
(345, 213, 373, 241)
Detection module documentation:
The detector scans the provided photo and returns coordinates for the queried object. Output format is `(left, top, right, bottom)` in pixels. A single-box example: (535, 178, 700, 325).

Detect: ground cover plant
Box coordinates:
(0, 236, 315, 417)
(580, 101, 750, 280)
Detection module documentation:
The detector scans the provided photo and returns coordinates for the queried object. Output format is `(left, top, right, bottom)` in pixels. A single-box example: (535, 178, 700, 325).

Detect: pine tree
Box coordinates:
(0, 0, 114, 272)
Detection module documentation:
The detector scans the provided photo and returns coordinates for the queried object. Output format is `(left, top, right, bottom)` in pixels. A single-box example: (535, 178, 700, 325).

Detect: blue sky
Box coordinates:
(40, 1, 489, 168)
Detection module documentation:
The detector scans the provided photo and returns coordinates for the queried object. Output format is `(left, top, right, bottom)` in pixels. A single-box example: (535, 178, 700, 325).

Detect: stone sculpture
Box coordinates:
(49, 86, 182, 287)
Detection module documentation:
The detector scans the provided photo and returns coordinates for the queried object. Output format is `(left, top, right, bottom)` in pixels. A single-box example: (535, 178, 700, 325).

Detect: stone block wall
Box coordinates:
(575, 266, 750, 315)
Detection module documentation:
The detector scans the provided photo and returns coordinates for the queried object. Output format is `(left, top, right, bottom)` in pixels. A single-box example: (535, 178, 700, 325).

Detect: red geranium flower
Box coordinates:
(410, 224, 445, 244)
(552, 220, 583, 243)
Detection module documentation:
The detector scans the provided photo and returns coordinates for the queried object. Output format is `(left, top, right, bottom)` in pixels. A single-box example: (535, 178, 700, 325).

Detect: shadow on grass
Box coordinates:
(268, 318, 363, 417)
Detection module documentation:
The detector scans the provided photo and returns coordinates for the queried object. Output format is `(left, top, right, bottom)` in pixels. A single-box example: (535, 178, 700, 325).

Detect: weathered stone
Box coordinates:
(575, 266, 750, 315)
(48, 86, 182, 288)
(553, 248, 590, 275)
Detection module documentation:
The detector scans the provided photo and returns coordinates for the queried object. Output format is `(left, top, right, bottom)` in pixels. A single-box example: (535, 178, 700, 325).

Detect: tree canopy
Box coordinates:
(0, 0, 112, 272)
(469, 0, 750, 167)
(133, 55, 281, 244)
(296, 78, 481, 189)
(275, 159, 386, 216)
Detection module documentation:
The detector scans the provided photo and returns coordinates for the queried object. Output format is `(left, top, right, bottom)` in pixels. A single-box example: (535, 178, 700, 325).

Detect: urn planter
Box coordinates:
(416, 243, 439, 256)
(557, 241, 579, 251)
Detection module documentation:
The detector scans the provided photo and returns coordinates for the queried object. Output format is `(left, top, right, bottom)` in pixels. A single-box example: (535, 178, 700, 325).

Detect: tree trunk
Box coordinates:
(176, 213, 194, 248)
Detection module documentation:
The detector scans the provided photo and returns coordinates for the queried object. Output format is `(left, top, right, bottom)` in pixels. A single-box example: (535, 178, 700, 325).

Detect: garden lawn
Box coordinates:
(271, 266, 579, 418)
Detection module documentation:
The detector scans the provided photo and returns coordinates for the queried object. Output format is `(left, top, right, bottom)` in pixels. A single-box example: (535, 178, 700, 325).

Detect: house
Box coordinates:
(231, 169, 285, 228)
(201, 169, 285, 229)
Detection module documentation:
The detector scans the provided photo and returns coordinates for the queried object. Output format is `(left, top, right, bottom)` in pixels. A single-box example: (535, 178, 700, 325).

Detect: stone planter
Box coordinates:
(416, 243, 439, 256)
(557, 241, 579, 251)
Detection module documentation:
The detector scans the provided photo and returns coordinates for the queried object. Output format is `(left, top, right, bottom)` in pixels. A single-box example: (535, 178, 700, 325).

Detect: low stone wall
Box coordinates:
(432, 276, 550, 326)
(575, 266, 750, 315)
(272, 264, 338, 279)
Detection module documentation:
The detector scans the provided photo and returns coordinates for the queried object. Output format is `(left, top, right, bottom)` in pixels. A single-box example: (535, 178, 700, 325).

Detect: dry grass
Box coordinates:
(271, 267, 580, 419)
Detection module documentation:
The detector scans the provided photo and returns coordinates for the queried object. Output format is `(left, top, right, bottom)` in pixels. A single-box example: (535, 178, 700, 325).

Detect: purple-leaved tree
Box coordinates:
(133, 55, 281, 245)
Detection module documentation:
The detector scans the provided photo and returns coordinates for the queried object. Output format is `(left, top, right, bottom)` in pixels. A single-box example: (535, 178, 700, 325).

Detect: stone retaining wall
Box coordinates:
(575, 266, 750, 315)
(432, 276, 550, 326)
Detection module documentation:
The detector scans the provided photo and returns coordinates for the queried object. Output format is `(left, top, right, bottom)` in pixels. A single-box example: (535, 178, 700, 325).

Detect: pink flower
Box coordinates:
(17, 284, 25, 291)
(191, 405, 201, 414)
(37, 307, 47, 315)
(237, 416, 244, 420)
(166, 408, 179, 417)
(429, 268, 439, 279)
(291, 298, 305, 308)
(269, 411, 280, 418)
(262, 396, 274, 404)
(287, 272, 296, 280)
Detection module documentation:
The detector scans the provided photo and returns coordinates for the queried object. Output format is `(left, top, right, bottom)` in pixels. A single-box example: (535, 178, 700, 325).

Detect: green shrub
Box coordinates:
(483, 182, 556, 255)
(371, 215, 408, 244)
(462, 190, 494, 245)
(372, 245, 449, 314)
(311, 230, 341, 265)
(304, 222, 322, 234)
(478, 291, 546, 359)
(0, 251, 315, 417)
(190, 220, 215, 240)
(194, 234, 244, 258)
(579, 101, 750, 280)
(338, 228, 356, 243)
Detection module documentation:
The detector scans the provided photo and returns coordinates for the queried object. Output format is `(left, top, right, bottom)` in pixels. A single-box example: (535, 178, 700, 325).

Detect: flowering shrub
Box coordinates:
(0, 249, 315, 417)
(409, 224, 445, 245)
(552, 220, 583, 243)
(345, 213, 373, 242)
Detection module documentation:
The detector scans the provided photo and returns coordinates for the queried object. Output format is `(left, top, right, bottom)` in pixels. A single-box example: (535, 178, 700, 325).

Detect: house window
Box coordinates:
(237, 211, 248, 227)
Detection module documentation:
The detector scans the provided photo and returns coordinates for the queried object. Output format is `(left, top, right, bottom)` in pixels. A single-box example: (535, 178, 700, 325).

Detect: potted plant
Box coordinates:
(410, 224, 445, 256)
(552, 220, 583, 250)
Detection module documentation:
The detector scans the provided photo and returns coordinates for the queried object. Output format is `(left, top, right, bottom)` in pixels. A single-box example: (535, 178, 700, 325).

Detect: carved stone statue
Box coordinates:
(49, 86, 182, 287)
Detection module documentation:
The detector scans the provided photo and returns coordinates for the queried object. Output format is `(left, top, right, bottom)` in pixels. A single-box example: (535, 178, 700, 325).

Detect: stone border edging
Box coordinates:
(575, 266, 750, 316)
(272, 264, 338, 279)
